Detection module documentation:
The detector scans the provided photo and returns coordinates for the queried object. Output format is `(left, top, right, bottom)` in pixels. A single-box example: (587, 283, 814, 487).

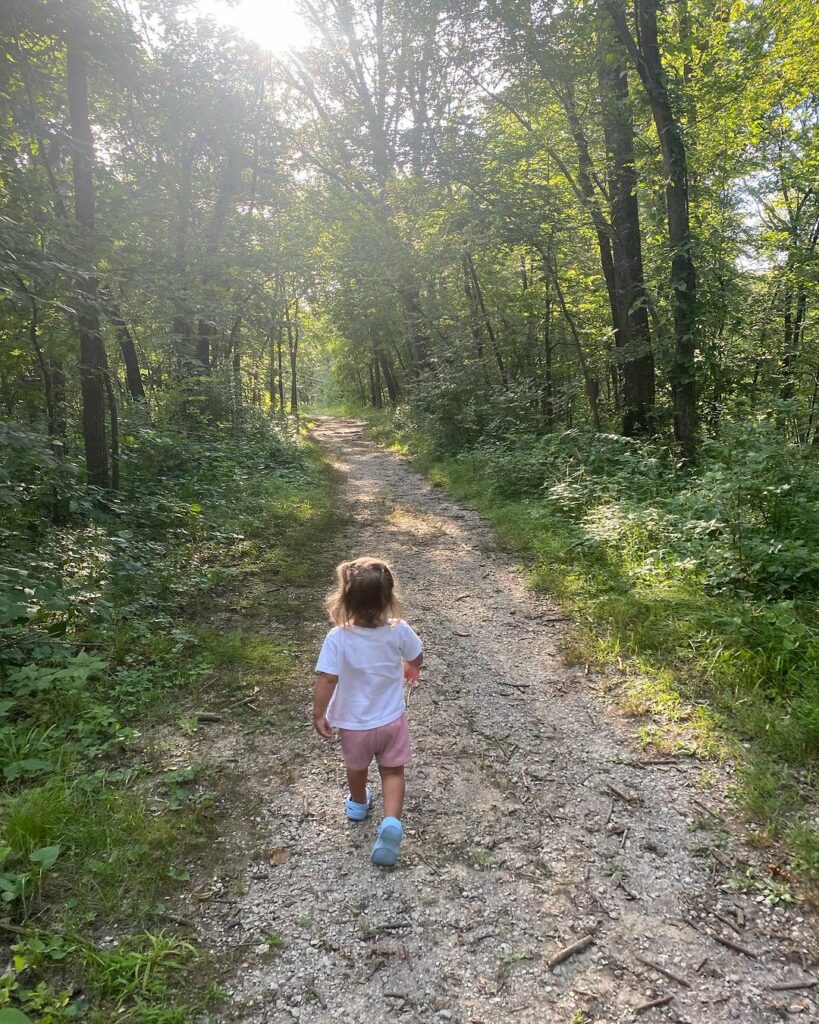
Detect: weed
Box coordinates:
(262, 931, 284, 952)
(469, 849, 494, 869)
(496, 950, 530, 990)
(728, 867, 798, 907)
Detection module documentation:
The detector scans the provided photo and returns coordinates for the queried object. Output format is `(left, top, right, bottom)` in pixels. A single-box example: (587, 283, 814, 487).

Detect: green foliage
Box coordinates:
(371, 410, 819, 877)
(0, 408, 334, 1019)
(0, 930, 215, 1023)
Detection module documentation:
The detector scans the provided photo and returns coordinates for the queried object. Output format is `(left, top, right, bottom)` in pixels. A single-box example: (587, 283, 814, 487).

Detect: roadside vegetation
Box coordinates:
(0, 396, 337, 1022)
(359, 405, 819, 883)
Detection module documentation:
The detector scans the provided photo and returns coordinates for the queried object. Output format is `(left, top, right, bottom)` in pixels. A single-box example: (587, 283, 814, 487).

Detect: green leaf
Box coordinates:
(0, 1010, 36, 1024)
(29, 844, 61, 871)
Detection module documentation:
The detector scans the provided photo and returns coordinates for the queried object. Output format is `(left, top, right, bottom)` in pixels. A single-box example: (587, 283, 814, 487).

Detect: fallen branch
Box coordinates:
(711, 932, 758, 959)
(768, 978, 818, 991)
(715, 911, 743, 936)
(692, 798, 725, 823)
(605, 782, 640, 804)
(635, 954, 690, 988)
(635, 995, 672, 1014)
(547, 933, 594, 969)
(226, 693, 260, 710)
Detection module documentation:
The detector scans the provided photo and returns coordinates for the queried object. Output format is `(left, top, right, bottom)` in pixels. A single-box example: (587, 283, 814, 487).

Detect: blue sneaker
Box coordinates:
(346, 787, 372, 821)
(371, 816, 404, 866)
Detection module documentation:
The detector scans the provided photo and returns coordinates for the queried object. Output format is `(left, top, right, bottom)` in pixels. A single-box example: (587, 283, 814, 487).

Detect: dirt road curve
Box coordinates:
(200, 418, 816, 1024)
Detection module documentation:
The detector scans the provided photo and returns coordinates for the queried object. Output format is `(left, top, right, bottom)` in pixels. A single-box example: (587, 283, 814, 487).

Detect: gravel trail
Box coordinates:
(192, 417, 817, 1024)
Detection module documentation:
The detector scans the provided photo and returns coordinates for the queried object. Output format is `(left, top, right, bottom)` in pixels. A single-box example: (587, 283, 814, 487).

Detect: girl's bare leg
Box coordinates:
(347, 767, 369, 804)
(379, 765, 405, 819)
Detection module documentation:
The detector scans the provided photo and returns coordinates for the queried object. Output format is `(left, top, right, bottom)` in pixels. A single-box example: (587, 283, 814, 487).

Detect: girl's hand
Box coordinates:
(403, 661, 420, 686)
(313, 714, 332, 739)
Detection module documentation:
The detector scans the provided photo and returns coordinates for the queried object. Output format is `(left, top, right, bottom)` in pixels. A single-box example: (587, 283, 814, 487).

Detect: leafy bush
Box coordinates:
(0, 408, 321, 926)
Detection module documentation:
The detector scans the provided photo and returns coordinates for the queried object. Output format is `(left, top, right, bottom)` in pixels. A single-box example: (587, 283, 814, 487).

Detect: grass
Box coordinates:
(355, 409, 819, 884)
(0, 416, 344, 1021)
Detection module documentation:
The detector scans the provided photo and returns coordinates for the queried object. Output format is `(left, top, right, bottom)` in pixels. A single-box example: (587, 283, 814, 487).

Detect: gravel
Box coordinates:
(176, 417, 817, 1024)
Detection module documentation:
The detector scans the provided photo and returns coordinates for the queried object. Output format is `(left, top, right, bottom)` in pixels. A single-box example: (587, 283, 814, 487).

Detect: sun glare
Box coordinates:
(194, 0, 312, 53)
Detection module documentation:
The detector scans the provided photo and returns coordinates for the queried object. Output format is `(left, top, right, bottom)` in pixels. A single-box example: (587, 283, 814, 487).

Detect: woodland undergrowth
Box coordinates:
(0, 397, 336, 1022)
(356, 404, 819, 883)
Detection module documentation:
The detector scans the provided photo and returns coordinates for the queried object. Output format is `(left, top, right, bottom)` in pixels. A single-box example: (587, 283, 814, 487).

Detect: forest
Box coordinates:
(1, 0, 818, 1020)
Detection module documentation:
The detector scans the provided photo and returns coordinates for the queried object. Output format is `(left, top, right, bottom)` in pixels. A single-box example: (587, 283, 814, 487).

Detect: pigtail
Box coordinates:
(325, 556, 403, 627)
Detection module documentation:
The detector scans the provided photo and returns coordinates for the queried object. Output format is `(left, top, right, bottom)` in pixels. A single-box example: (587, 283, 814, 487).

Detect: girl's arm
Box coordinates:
(313, 672, 337, 738)
(403, 652, 423, 684)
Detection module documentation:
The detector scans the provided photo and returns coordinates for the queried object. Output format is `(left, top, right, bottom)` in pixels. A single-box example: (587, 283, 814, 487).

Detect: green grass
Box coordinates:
(356, 409, 819, 884)
(0, 415, 344, 1020)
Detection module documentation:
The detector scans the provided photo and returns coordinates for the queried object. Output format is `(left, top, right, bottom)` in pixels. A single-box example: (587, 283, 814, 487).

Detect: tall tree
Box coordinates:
(66, 8, 111, 486)
(604, 0, 698, 458)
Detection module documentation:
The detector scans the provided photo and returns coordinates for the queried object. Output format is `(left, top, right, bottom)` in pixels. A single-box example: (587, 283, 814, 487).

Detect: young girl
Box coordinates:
(313, 557, 423, 867)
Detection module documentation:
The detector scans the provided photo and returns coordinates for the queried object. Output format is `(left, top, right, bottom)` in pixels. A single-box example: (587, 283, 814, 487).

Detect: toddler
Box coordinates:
(313, 556, 423, 866)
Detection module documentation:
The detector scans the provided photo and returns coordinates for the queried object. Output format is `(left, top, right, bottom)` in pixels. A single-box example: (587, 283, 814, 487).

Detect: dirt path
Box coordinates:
(191, 418, 816, 1024)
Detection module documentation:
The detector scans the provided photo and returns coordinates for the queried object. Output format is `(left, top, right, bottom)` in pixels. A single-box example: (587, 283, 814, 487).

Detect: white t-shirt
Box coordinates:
(315, 619, 423, 730)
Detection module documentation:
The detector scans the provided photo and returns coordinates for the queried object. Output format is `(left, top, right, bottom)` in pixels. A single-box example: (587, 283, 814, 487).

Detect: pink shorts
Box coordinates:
(338, 714, 412, 771)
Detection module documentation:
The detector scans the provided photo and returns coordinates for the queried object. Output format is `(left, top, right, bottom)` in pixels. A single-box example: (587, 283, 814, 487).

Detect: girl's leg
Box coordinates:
(346, 766, 369, 805)
(379, 765, 405, 819)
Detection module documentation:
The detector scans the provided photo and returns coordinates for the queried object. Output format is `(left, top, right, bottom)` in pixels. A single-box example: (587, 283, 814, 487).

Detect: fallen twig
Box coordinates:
(715, 911, 743, 936)
(226, 693, 260, 710)
(547, 933, 594, 969)
(635, 954, 691, 988)
(635, 995, 672, 1014)
(692, 798, 725, 823)
(362, 921, 412, 938)
(711, 932, 758, 959)
(605, 782, 640, 804)
(768, 978, 818, 991)
(0, 920, 28, 936)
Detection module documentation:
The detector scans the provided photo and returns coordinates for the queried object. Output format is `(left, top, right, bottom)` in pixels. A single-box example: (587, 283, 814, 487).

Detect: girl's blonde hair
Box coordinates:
(326, 556, 403, 627)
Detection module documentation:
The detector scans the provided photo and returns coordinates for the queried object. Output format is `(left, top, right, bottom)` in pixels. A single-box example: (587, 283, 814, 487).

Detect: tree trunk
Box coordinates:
(230, 315, 243, 413)
(543, 251, 602, 431)
(465, 254, 507, 386)
(277, 323, 285, 413)
(108, 303, 145, 401)
(372, 351, 383, 408)
(378, 345, 399, 402)
(272, 327, 282, 407)
(195, 319, 212, 372)
(399, 284, 429, 366)
(67, 19, 109, 487)
(597, 20, 656, 434)
(286, 300, 299, 414)
(606, 0, 697, 459)
(462, 253, 485, 359)
(104, 367, 120, 490)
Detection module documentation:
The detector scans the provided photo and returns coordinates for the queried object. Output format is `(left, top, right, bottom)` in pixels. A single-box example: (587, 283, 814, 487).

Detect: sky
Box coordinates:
(193, 0, 312, 52)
